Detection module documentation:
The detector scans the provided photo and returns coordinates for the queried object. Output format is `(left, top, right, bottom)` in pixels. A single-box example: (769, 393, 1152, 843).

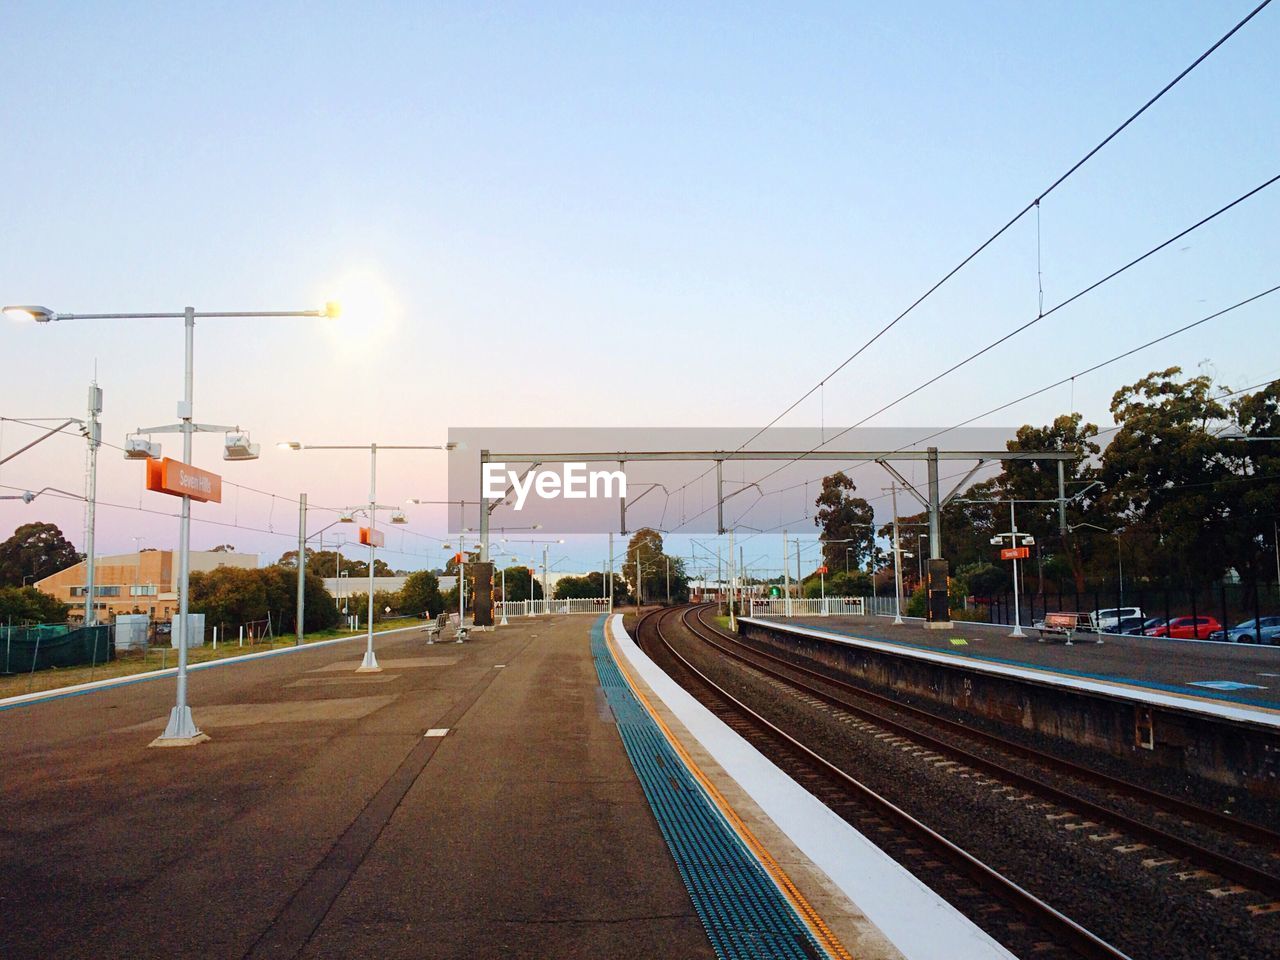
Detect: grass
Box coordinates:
(0, 616, 423, 700)
(713, 614, 736, 632)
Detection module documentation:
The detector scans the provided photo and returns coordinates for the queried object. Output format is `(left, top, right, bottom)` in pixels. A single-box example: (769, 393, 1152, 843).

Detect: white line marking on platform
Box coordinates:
(424, 728, 450, 737)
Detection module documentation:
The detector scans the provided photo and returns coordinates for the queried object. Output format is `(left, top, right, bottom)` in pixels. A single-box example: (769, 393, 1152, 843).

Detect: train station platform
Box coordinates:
(0, 612, 1016, 960)
(775, 614, 1280, 721)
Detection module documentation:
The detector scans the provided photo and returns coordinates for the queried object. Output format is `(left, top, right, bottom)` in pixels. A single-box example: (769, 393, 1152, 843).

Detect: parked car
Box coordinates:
(1129, 617, 1167, 635)
(1110, 615, 1147, 635)
(1144, 615, 1222, 640)
(1207, 617, 1280, 644)
(1089, 607, 1144, 632)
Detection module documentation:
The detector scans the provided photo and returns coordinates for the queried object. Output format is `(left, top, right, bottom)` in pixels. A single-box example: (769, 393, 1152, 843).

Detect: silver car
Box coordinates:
(1207, 617, 1280, 644)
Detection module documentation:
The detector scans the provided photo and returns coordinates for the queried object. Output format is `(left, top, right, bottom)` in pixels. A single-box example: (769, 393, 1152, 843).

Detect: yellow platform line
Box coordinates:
(606, 626, 856, 960)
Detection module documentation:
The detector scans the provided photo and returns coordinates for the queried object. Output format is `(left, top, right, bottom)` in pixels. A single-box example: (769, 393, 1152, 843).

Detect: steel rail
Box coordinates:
(634, 605, 1132, 960)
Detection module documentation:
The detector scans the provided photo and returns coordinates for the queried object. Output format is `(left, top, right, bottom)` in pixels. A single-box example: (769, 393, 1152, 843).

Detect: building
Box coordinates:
(36, 550, 259, 622)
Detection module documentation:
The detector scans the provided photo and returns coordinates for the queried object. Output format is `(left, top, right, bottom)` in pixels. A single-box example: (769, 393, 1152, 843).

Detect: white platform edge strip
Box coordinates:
(0, 624, 426, 711)
(608, 615, 1015, 960)
(741, 617, 1280, 730)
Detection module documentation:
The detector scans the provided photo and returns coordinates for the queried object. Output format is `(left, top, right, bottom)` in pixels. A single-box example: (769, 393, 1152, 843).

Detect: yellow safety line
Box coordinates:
(606, 625, 857, 960)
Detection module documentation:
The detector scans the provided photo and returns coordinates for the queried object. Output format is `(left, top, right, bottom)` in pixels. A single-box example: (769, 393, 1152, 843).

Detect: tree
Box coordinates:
(189, 566, 339, 634)
(0, 585, 70, 623)
(802, 569, 871, 598)
(209, 544, 237, 553)
(996, 413, 1102, 592)
(1229, 380, 1280, 587)
(275, 548, 391, 578)
(1100, 367, 1235, 588)
(399, 570, 444, 617)
(496, 565, 543, 602)
(621, 528, 688, 604)
(0, 522, 82, 587)
(554, 572, 610, 599)
(344, 590, 402, 622)
(813, 472, 876, 572)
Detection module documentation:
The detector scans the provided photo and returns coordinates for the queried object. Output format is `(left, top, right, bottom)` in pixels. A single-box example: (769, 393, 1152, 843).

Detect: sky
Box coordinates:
(1, 1, 1277, 577)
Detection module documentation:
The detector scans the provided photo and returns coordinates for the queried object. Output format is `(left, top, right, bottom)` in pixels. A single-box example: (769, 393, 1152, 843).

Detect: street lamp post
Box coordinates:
(993, 501, 1036, 638)
(280, 441, 449, 670)
(7, 301, 336, 747)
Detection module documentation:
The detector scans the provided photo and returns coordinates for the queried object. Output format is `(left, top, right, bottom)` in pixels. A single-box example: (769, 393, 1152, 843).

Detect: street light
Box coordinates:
(991, 501, 1036, 638)
(9, 301, 335, 747)
(279, 441, 451, 670)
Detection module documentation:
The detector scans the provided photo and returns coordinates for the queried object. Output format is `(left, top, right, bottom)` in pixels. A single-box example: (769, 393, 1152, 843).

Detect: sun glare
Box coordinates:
(318, 266, 405, 358)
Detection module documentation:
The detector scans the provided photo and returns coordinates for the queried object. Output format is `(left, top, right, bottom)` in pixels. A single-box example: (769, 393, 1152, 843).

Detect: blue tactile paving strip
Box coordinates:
(590, 616, 826, 960)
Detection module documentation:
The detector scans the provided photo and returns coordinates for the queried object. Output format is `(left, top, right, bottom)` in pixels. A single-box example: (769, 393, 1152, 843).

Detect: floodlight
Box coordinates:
(223, 432, 260, 461)
(125, 436, 162, 460)
(3, 305, 56, 322)
(390, 510, 408, 524)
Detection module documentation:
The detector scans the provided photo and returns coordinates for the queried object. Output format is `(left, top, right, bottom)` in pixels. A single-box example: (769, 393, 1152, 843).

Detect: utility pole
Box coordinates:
(665, 556, 671, 606)
(83, 382, 102, 627)
(890, 482, 904, 625)
(607, 531, 614, 612)
(295, 493, 307, 644)
(782, 530, 792, 617)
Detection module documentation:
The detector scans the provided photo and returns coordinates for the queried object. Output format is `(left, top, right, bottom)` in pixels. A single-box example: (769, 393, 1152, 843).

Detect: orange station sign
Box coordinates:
(145, 457, 222, 503)
(359, 526, 385, 548)
(1000, 546, 1030, 560)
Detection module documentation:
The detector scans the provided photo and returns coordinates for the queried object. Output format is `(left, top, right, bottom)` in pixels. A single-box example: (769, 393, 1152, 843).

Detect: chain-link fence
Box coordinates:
(1, 622, 114, 674)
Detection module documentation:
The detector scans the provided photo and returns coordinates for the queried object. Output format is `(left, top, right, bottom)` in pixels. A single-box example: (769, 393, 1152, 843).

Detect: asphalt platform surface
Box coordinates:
(779, 615, 1280, 710)
(0, 618, 715, 960)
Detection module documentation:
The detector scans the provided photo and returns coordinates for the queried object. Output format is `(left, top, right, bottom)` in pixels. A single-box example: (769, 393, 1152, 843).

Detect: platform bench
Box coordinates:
(1037, 612, 1098, 645)
(448, 613, 470, 644)
(425, 613, 449, 644)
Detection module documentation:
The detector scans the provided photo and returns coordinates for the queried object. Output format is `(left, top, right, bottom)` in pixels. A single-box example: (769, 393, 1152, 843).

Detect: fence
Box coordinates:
(967, 581, 1280, 643)
(496, 598, 613, 618)
(747, 597, 865, 618)
(2, 623, 113, 674)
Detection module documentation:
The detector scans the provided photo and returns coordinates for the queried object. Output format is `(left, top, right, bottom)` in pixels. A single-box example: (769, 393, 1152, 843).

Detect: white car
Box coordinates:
(1089, 607, 1144, 633)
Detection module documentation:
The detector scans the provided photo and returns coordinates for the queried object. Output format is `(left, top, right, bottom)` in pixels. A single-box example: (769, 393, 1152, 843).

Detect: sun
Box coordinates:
(318, 265, 405, 359)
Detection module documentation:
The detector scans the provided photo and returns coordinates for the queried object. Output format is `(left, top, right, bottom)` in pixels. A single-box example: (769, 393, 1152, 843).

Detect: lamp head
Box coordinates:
(339, 511, 355, 523)
(3, 305, 56, 322)
(390, 510, 407, 525)
(277, 441, 302, 451)
(124, 435, 162, 460)
(324, 301, 341, 319)
(224, 432, 260, 461)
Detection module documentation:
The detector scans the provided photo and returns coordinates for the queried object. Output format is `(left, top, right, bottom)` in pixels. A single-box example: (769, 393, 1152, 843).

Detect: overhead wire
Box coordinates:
(657, 1, 1274, 506)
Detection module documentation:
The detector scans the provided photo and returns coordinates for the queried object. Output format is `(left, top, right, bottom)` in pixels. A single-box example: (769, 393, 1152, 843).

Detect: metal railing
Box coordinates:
(496, 598, 612, 617)
(746, 597, 865, 618)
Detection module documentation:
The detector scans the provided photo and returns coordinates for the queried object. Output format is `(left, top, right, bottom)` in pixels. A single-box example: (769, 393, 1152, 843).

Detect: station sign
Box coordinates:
(359, 526, 385, 547)
(145, 458, 222, 503)
(1000, 546, 1030, 560)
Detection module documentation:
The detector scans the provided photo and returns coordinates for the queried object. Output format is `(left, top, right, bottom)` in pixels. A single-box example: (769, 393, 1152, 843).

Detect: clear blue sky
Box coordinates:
(1, 2, 1276, 574)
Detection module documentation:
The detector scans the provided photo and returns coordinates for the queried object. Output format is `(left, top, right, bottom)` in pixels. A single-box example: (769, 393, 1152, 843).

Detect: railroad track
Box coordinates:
(682, 603, 1280, 903)
(634, 604, 1133, 960)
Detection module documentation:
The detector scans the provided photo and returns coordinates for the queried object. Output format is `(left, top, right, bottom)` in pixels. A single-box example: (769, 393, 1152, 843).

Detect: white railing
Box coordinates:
(862, 594, 901, 617)
(747, 597, 865, 618)
(496, 598, 612, 618)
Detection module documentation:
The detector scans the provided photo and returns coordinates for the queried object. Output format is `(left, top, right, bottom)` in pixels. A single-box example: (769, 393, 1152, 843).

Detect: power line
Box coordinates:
(662, 2, 1274, 504)
(714, 356, 1280, 537)
(754, 173, 1280, 482)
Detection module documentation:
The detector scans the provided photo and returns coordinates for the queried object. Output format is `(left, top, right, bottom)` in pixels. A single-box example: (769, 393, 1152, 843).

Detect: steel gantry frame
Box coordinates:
(473, 447, 1079, 627)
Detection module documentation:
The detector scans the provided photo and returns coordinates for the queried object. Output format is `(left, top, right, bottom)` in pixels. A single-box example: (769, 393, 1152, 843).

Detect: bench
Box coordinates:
(448, 613, 470, 644)
(1036, 612, 1099, 645)
(425, 612, 449, 644)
